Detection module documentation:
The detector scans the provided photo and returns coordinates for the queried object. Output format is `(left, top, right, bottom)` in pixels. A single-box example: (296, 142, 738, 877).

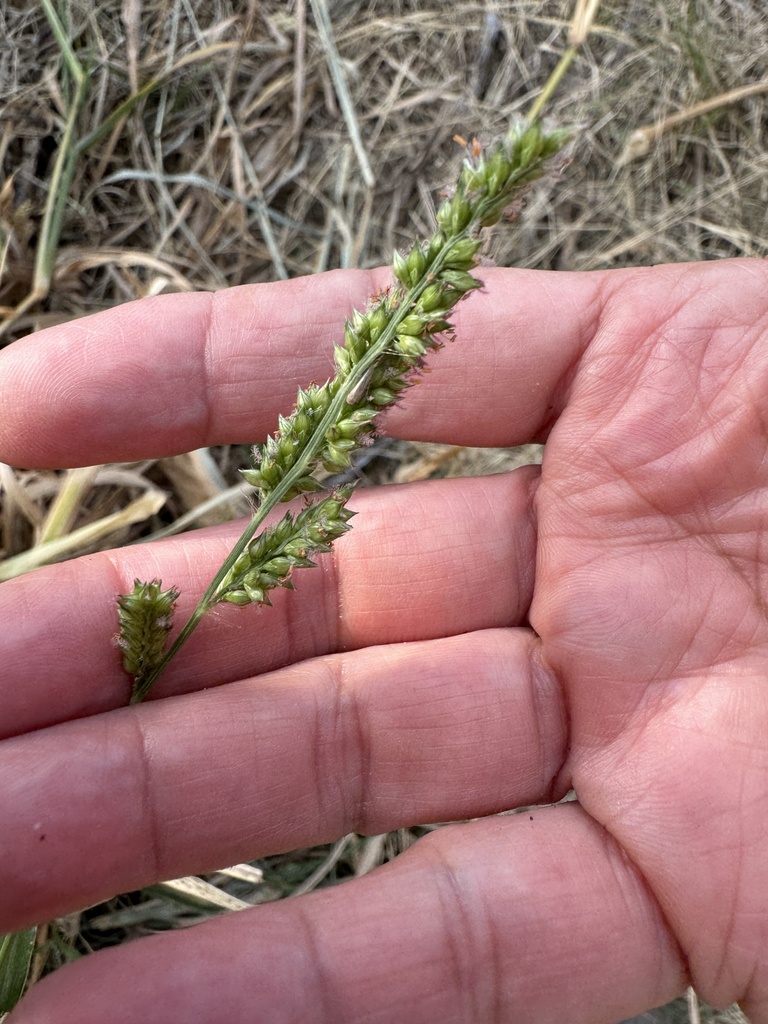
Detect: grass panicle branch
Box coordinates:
(117, 119, 570, 704)
(216, 487, 357, 607)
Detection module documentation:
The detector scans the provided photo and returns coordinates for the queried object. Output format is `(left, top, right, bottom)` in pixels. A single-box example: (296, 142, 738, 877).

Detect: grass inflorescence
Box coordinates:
(116, 580, 180, 697)
(117, 119, 570, 704)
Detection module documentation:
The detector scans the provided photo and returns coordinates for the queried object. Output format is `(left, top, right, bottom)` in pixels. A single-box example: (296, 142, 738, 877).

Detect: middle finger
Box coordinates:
(1, 469, 539, 735)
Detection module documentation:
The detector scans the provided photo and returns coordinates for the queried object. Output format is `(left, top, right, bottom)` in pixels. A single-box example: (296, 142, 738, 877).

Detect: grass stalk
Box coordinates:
(619, 76, 768, 162)
(121, 121, 571, 703)
(0, 0, 88, 340)
(308, 0, 375, 189)
(128, 243, 466, 699)
(527, 0, 603, 122)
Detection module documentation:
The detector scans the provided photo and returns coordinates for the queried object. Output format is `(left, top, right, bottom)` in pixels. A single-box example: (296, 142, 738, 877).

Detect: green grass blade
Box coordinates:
(0, 927, 37, 1012)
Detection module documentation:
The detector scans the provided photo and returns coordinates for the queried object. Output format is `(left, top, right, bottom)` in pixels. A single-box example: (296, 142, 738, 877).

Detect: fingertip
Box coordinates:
(0, 293, 215, 468)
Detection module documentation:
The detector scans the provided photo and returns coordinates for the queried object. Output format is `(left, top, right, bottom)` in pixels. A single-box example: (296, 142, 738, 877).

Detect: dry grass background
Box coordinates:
(1, 0, 767, 1019)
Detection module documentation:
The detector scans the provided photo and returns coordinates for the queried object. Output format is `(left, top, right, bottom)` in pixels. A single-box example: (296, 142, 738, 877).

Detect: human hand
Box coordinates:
(1, 260, 767, 1023)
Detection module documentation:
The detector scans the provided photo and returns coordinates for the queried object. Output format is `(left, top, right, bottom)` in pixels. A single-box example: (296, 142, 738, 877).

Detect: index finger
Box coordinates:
(0, 267, 601, 468)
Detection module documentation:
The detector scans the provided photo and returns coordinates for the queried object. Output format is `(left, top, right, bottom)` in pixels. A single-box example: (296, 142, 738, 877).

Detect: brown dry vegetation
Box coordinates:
(3, 1, 768, 324)
(1, 1, 766, 1020)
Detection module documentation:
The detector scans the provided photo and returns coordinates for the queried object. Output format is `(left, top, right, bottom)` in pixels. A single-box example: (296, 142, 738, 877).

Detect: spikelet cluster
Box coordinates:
(216, 488, 355, 606)
(117, 120, 570, 701)
(238, 258, 478, 500)
(242, 120, 569, 504)
(116, 580, 179, 702)
(220, 123, 569, 619)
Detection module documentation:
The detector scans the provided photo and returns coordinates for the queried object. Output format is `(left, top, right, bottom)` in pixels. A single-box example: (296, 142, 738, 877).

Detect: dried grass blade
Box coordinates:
(37, 466, 100, 545)
(147, 877, 251, 913)
(308, 0, 375, 189)
(0, 489, 166, 581)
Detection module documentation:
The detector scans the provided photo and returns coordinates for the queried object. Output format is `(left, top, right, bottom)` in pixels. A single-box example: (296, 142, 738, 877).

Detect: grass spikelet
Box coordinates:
(116, 580, 180, 704)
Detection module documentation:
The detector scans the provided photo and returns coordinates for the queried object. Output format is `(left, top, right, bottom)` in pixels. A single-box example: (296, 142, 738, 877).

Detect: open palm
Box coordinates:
(1, 259, 767, 1023)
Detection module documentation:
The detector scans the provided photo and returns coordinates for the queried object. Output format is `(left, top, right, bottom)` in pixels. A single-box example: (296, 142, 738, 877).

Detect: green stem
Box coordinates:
(0, 0, 90, 341)
(38, 0, 83, 82)
(527, 46, 577, 122)
(75, 75, 169, 156)
(33, 0, 89, 293)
